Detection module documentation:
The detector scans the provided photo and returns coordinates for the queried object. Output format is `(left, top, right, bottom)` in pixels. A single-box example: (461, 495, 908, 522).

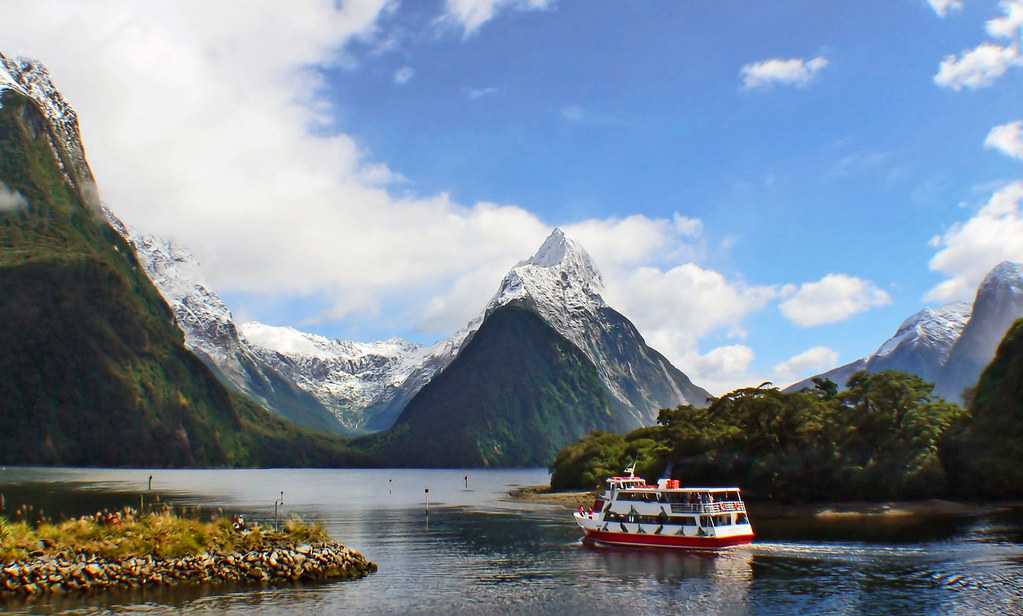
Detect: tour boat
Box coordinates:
(573, 467, 754, 550)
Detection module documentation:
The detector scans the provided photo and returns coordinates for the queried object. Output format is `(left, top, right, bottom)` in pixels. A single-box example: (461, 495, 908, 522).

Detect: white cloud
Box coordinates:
(0, 181, 27, 211)
(0, 1, 784, 379)
(684, 345, 764, 396)
(0, 1, 558, 334)
(417, 213, 722, 335)
(672, 213, 703, 237)
(779, 274, 892, 326)
(927, 181, 1023, 301)
(393, 65, 414, 84)
(773, 346, 839, 384)
(986, 120, 1023, 160)
(565, 214, 701, 268)
(740, 56, 829, 90)
(465, 86, 498, 100)
(928, 0, 963, 17)
(934, 43, 1021, 90)
(441, 0, 553, 38)
(603, 263, 780, 374)
(987, 0, 1023, 38)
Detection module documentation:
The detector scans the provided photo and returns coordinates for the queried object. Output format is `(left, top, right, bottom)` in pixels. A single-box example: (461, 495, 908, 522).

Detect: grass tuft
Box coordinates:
(0, 507, 329, 563)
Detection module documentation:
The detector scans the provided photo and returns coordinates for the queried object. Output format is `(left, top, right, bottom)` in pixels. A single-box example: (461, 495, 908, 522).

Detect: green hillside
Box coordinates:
(0, 87, 367, 467)
(941, 319, 1023, 498)
(358, 304, 627, 467)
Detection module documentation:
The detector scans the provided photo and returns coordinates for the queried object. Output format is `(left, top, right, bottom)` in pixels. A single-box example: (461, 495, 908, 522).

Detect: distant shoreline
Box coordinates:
(507, 484, 1023, 519)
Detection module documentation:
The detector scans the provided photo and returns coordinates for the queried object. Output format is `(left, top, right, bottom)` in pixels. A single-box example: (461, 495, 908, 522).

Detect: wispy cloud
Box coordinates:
(927, 0, 963, 17)
(440, 0, 554, 38)
(934, 1, 1023, 90)
(987, 0, 1023, 38)
(773, 346, 839, 384)
(393, 65, 414, 85)
(985, 120, 1023, 160)
(465, 86, 498, 100)
(740, 56, 829, 90)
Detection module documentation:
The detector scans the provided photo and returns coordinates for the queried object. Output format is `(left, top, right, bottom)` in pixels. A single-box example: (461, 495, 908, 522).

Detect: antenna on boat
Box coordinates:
(624, 461, 637, 478)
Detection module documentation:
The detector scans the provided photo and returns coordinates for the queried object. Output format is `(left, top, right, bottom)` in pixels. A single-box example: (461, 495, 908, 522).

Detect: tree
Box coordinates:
(812, 377, 838, 400)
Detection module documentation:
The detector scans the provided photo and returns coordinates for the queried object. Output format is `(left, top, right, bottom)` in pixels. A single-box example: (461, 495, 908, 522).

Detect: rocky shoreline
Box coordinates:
(1, 542, 376, 598)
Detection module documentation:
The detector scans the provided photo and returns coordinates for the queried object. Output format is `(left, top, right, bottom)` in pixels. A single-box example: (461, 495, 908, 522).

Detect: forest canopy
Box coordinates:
(551, 370, 969, 502)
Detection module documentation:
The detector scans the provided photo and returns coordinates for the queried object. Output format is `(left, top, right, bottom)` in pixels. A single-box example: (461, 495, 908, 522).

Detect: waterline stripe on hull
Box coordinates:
(584, 529, 753, 549)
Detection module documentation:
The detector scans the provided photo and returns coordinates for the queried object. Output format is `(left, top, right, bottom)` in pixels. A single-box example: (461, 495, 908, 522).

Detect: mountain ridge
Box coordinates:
(788, 262, 1023, 401)
(0, 51, 364, 467)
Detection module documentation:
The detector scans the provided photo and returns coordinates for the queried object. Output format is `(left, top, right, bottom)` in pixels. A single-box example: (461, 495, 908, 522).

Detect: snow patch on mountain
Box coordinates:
(241, 323, 419, 363)
(936, 261, 1023, 401)
(981, 261, 1023, 296)
(102, 203, 472, 432)
(235, 318, 480, 432)
(488, 228, 612, 382)
(490, 228, 605, 315)
(483, 227, 707, 416)
(872, 302, 972, 363)
(0, 53, 89, 189)
(102, 207, 257, 383)
(104, 210, 452, 432)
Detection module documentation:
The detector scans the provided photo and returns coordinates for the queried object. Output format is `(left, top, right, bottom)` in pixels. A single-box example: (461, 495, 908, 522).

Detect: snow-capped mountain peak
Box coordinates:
(490, 227, 606, 314)
(526, 227, 602, 279)
(872, 302, 972, 362)
(479, 228, 708, 417)
(980, 261, 1023, 295)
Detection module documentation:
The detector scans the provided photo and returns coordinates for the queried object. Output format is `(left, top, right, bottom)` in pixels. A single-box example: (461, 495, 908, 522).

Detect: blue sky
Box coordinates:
(4, 0, 1022, 392)
(318, 0, 1023, 386)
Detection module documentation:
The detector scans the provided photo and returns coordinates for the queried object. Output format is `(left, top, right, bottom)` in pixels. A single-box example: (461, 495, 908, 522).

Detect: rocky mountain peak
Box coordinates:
(979, 261, 1023, 295)
(490, 228, 605, 315)
(0, 52, 91, 191)
(871, 302, 972, 361)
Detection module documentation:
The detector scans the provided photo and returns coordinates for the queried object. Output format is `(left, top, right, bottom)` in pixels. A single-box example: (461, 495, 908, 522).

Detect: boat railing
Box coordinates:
(669, 501, 745, 514)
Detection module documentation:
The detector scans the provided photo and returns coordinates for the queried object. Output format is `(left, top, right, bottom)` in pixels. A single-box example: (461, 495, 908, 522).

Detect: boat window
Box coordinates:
(736, 513, 748, 525)
(671, 516, 697, 526)
(700, 515, 713, 527)
(715, 514, 731, 526)
(618, 491, 658, 503)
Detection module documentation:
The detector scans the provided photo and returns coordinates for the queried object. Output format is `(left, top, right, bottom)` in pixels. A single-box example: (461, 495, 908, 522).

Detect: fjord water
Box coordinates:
(2, 468, 1022, 615)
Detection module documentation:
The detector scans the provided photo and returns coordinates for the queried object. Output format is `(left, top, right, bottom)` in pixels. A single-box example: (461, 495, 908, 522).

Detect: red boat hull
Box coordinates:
(584, 529, 753, 550)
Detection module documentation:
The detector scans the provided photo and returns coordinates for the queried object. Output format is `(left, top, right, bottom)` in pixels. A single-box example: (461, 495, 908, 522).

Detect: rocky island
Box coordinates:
(0, 507, 375, 599)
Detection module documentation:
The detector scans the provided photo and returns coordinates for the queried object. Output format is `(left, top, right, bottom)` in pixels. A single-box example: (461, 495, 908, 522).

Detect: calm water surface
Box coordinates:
(1, 467, 1021, 615)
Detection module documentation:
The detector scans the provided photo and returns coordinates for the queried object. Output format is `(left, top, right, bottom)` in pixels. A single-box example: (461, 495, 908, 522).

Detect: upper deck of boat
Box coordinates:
(605, 478, 742, 494)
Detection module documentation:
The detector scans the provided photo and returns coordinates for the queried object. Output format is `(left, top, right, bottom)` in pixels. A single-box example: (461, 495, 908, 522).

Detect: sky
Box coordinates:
(1, 0, 1022, 393)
